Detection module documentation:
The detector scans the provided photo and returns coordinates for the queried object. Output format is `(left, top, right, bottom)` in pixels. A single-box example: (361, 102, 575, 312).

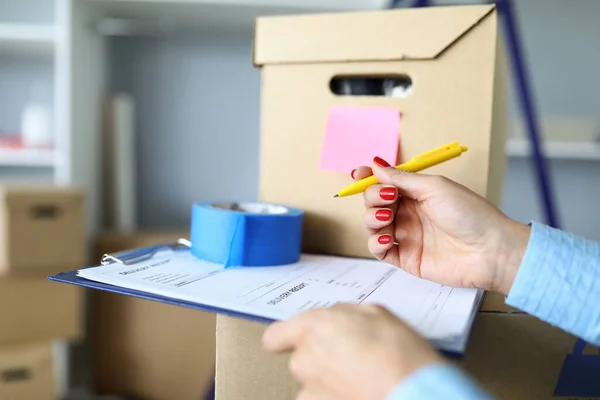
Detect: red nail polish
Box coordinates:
(378, 234, 392, 245)
(373, 156, 391, 168)
(350, 169, 356, 179)
(375, 209, 391, 221)
(379, 187, 397, 201)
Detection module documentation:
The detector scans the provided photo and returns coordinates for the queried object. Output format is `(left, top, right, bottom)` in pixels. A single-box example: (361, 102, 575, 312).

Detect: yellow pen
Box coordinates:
(333, 142, 468, 198)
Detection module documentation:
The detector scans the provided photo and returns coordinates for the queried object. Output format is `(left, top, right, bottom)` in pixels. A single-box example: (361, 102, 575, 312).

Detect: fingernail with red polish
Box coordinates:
(379, 187, 397, 201)
(373, 156, 391, 168)
(350, 169, 356, 179)
(375, 209, 391, 221)
(378, 234, 392, 245)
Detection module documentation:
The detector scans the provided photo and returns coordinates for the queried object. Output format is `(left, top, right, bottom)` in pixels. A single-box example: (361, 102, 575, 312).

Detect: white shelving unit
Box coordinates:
(0, 0, 104, 232)
(0, 0, 96, 398)
(0, 23, 55, 53)
(506, 139, 600, 160)
(0, 147, 56, 166)
(89, 0, 389, 36)
(0, 2, 60, 175)
(0, 23, 54, 38)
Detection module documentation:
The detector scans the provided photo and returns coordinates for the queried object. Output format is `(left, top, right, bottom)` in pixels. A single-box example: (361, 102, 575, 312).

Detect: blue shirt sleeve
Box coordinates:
(386, 221, 600, 399)
(506, 221, 600, 346)
(385, 363, 494, 400)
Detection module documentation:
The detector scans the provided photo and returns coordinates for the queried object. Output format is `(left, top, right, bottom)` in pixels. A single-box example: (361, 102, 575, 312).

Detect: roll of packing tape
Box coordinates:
(190, 201, 304, 268)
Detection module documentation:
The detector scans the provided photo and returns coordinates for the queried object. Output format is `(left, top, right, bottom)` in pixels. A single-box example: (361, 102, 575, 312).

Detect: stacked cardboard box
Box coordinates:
(0, 342, 57, 400)
(0, 185, 85, 400)
(92, 231, 216, 400)
(214, 5, 600, 400)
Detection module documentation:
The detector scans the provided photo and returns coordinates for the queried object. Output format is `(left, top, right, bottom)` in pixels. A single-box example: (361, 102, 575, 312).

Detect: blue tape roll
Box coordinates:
(190, 201, 304, 268)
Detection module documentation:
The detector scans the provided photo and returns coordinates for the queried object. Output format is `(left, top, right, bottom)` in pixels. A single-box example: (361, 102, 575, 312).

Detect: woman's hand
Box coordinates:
(355, 157, 531, 296)
(263, 303, 443, 400)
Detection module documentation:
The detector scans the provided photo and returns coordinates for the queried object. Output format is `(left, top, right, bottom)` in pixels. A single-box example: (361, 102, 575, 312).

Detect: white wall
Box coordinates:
(498, 0, 600, 240)
(504, 159, 600, 241)
(110, 35, 260, 228)
(109, 0, 600, 241)
(506, 0, 600, 121)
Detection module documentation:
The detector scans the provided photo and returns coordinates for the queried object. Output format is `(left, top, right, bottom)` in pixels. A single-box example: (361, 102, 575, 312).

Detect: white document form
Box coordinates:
(77, 250, 482, 353)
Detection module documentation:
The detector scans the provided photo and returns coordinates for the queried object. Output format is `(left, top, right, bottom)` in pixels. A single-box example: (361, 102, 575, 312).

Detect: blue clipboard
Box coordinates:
(48, 238, 475, 357)
(47, 238, 275, 325)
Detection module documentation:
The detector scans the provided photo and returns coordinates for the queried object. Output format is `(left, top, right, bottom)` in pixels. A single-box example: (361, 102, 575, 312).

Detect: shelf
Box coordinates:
(0, 23, 55, 54)
(506, 139, 600, 161)
(90, 0, 387, 35)
(0, 148, 55, 167)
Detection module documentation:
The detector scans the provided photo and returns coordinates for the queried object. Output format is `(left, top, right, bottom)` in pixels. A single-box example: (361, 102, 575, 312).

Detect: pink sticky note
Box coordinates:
(319, 106, 400, 173)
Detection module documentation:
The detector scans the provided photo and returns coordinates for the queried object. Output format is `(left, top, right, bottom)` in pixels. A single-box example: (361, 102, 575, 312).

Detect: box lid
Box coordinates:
(253, 4, 495, 65)
(0, 342, 53, 370)
(0, 184, 83, 209)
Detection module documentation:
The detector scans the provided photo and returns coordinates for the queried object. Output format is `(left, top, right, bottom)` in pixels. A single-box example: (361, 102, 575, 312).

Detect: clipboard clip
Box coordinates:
(101, 238, 192, 266)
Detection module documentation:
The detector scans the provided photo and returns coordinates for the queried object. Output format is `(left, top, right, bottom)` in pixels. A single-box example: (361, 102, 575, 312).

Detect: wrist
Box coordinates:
(383, 360, 448, 400)
(491, 219, 531, 296)
(380, 340, 445, 398)
(384, 362, 493, 400)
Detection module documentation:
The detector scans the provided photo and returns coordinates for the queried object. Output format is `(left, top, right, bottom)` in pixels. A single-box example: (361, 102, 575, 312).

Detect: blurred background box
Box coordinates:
(92, 231, 216, 400)
(0, 277, 82, 344)
(0, 185, 85, 277)
(0, 341, 56, 400)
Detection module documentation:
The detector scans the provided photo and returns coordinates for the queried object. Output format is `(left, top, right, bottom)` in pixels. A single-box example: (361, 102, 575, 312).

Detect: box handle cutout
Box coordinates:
(2, 368, 32, 383)
(30, 204, 62, 219)
(330, 75, 412, 98)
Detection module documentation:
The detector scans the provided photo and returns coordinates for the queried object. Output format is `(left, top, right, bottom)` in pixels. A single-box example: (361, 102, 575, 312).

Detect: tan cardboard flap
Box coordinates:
(0, 342, 55, 400)
(0, 185, 83, 211)
(254, 4, 495, 65)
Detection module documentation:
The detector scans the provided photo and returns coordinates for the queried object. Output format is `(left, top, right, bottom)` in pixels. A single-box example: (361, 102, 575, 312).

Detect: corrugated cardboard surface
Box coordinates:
(0, 277, 82, 344)
(0, 185, 85, 277)
(216, 316, 299, 400)
(459, 313, 600, 400)
(0, 341, 55, 400)
(216, 313, 599, 400)
(256, 5, 506, 261)
(92, 231, 216, 400)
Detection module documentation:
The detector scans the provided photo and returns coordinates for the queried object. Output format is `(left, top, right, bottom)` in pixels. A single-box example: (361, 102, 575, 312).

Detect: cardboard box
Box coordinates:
(460, 312, 600, 400)
(92, 231, 216, 400)
(216, 311, 600, 400)
(0, 277, 83, 344)
(213, 5, 599, 400)
(0, 342, 56, 400)
(0, 185, 85, 276)
(254, 4, 507, 259)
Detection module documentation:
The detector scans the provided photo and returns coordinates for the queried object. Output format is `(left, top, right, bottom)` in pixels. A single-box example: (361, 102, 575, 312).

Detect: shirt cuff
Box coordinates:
(506, 221, 600, 344)
(385, 363, 493, 400)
